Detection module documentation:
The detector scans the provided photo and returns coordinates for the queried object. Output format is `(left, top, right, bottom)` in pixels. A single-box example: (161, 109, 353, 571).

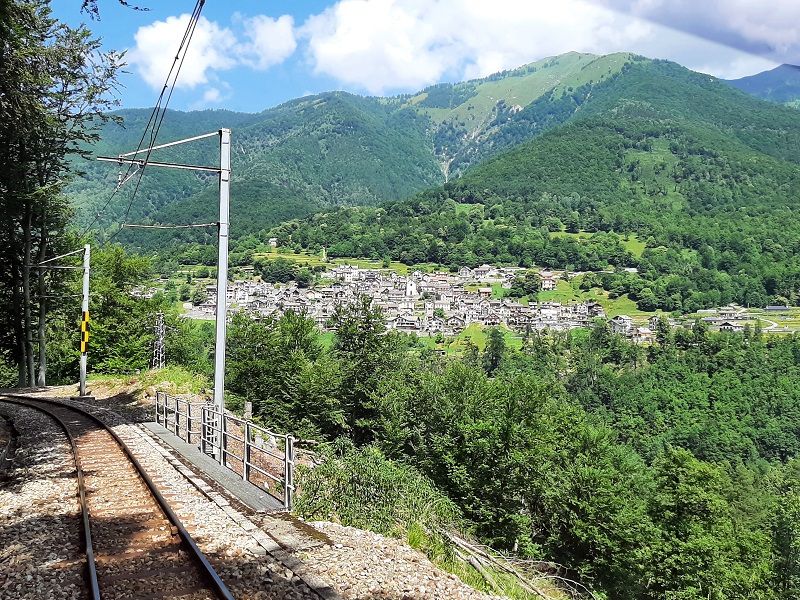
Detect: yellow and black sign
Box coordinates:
(80, 310, 89, 353)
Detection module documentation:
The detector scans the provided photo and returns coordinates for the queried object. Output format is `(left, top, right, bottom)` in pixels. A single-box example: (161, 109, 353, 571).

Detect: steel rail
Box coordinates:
(0, 395, 235, 600)
(0, 396, 100, 600)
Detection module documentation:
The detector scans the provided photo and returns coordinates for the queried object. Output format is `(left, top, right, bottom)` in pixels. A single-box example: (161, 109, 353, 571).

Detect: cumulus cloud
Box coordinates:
(131, 2, 793, 106)
(685, 54, 780, 81)
(299, 0, 788, 94)
(203, 87, 222, 103)
(129, 14, 238, 89)
(300, 0, 653, 94)
(239, 14, 298, 70)
(130, 12, 298, 96)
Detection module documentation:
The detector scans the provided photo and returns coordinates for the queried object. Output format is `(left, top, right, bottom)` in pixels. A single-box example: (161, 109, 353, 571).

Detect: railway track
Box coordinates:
(0, 396, 235, 600)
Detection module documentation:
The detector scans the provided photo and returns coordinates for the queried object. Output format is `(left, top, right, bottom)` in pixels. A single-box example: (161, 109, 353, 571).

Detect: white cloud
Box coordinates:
(130, 14, 238, 90)
(299, 0, 787, 95)
(203, 87, 222, 103)
(713, 0, 800, 61)
(597, 0, 800, 64)
(691, 55, 780, 81)
(130, 2, 791, 106)
(239, 15, 298, 70)
(130, 12, 298, 102)
(301, 0, 448, 93)
(300, 0, 655, 95)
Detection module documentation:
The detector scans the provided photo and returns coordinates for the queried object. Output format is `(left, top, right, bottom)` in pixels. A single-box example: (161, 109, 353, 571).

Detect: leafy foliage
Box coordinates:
(42, 245, 179, 379)
(295, 440, 460, 539)
(0, 0, 122, 385)
(219, 303, 800, 598)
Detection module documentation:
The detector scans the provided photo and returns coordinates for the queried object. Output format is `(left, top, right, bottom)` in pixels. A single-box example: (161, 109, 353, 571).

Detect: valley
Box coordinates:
(7, 7, 800, 596)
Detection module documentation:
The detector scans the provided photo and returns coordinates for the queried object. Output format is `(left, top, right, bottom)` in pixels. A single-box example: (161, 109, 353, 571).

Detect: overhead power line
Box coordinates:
(82, 0, 207, 241)
(121, 223, 217, 229)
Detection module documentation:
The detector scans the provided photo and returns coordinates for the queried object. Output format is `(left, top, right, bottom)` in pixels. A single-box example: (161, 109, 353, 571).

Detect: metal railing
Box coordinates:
(155, 392, 294, 510)
(155, 392, 201, 443)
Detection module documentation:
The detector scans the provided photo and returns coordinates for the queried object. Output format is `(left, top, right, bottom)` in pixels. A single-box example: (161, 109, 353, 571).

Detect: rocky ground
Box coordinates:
(1, 386, 509, 600)
(303, 522, 502, 600)
(0, 403, 84, 600)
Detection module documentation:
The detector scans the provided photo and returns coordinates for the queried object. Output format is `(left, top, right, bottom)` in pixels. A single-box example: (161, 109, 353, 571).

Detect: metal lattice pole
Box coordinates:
(152, 311, 165, 369)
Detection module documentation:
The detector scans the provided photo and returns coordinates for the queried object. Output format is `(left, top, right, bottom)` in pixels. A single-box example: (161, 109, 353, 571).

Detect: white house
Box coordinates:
(610, 315, 634, 336)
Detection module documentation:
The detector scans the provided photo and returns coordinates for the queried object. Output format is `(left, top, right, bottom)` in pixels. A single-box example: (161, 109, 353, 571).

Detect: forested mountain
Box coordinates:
(70, 94, 442, 245)
(70, 52, 638, 247)
(727, 63, 800, 105)
(73, 53, 800, 311)
(276, 59, 800, 311)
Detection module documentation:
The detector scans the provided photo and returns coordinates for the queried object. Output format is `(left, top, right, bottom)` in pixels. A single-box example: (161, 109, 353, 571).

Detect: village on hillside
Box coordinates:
(186, 263, 614, 335)
(149, 262, 798, 343)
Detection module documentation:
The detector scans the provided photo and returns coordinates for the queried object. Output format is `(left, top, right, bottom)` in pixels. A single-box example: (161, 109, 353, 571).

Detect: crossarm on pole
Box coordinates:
(96, 156, 222, 173)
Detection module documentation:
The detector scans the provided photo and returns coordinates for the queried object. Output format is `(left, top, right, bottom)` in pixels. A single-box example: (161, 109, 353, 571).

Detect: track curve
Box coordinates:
(0, 395, 235, 600)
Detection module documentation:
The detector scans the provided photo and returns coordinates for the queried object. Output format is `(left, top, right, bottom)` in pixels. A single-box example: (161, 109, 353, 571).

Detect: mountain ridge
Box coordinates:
(727, 63, 800, 104)
(69, 51, 644, 244)
(69, 52, 798, 256)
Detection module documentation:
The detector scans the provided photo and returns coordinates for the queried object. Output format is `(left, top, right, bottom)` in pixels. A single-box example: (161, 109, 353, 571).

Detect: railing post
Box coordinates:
(200, 406, 207, 455)
(243, 422, 250, 482)
(187, 402, 193, 444)
(284, 435, 294, 511)
(220, 413, 227, 467)
(175, 399, 181, 439)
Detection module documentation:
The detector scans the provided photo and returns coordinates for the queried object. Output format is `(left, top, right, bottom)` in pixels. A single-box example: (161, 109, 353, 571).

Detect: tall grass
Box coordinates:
(294, 440, 459, 539)
(88, 365, 211, 396)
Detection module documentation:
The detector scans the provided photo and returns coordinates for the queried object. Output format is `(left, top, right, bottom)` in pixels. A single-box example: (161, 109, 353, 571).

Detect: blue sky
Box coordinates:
(51, 0, 799, 114)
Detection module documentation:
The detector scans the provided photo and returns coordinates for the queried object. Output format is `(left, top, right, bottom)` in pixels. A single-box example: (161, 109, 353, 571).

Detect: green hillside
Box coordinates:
(70, 92, 442, 245)
(276, 60, 800, 312)
(407, 52, 631, 127)
(70, 53, 641, 244)
(71, 53, 800, 282)
(406, 51, 636, 178)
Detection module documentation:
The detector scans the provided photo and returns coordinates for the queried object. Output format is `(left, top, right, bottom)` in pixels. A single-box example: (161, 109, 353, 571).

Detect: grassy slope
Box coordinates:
(407, 52, 633, 128)
(418, 323, 524, 354)
(251, 249, 448, 275)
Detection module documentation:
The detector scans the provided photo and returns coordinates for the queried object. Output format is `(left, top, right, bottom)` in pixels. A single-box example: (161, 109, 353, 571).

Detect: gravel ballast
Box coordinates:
(3, 391, 510, 600)
(301, 522, 501, 600)
(0, 402, 84, 600)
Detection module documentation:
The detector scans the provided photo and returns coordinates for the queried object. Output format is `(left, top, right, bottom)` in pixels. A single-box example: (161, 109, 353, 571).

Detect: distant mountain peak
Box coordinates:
(727, 63, 800, 104)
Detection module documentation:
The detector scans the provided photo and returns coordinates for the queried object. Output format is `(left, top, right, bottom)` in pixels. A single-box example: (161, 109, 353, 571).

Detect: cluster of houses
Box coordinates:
(173, 259, 800, 342)
(178, 264, 798, 341)
(188, 264, 610, 336)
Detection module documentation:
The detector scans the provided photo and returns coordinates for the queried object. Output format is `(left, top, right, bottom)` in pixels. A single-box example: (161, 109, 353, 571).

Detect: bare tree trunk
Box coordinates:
(11, 249, 27, 387)
(7, 217, 28, 386)
(36, 217, 47, 387)
(22, 202, 35, 385)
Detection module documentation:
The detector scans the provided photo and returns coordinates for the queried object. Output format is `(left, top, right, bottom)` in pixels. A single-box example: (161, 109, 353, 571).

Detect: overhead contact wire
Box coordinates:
(84, 0, 206, 241)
